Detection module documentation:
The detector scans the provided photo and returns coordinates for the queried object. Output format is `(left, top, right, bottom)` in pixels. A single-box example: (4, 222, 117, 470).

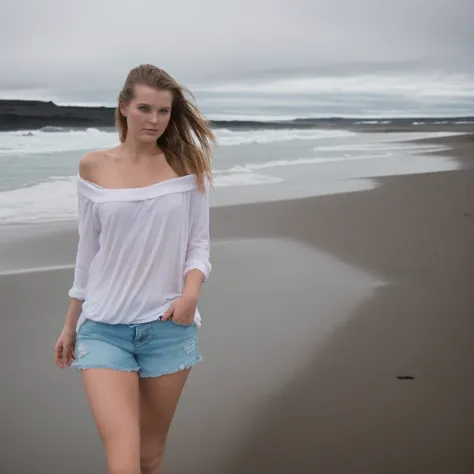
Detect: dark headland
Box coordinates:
(1, 99, 473, 132)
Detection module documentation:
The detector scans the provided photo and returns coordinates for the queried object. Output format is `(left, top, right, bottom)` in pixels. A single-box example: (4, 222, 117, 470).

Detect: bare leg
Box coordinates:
(81, 368, 140, 474)
(139, 368, 191, 474)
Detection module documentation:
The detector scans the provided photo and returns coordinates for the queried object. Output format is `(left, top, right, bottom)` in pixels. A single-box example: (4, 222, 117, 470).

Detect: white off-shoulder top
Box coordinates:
(68, 174, 211, 331)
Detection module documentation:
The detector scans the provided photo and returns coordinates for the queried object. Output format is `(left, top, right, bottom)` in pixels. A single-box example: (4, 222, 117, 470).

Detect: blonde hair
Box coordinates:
(115, 64, 215, 192)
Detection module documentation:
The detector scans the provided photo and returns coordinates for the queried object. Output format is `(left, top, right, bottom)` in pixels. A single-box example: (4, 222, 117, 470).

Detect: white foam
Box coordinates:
(0, 177, 79, 224)
(355, 120, 392, 124)
(313, 143, 449, 153)
(0, 172, 286, 224)
(0, 128, 119, 155)
(431, 121, 474, 124)
(0, 130, 464, 225)
(208, 114, 299, 122)
(215, 128, 355, 146)
(214, 173, 283, 187)
(215, 155, 392, 175)
(0, 127, 355, 155)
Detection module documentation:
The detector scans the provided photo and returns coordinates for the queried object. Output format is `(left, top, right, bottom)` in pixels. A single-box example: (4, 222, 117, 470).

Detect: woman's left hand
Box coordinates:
(161, 292, 199, 326)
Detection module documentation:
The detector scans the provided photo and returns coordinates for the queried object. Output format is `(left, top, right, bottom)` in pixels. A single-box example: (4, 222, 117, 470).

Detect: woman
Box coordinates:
(54, 64, 215, 474)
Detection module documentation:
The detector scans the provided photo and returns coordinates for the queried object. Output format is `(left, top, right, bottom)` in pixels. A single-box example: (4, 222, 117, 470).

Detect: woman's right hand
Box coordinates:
(54, 325, 77, 368)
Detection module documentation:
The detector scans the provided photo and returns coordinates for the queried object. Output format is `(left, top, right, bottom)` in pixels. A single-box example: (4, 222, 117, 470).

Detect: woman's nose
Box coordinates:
(149, 113, 159, 124)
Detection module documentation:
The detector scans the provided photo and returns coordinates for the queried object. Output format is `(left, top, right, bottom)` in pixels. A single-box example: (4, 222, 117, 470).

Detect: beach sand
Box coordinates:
(1, 134, 473, 473)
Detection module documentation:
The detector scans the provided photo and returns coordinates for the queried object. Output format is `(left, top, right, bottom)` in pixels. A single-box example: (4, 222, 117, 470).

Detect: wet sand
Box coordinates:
(1, 134, 474, 473)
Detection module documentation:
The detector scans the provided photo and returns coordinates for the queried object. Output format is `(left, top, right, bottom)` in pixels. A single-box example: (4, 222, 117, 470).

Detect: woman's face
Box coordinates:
(120, 84, 173, 143)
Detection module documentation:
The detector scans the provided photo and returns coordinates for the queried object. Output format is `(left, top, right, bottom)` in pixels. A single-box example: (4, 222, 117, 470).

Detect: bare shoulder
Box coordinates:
(79, 150, 110, 182)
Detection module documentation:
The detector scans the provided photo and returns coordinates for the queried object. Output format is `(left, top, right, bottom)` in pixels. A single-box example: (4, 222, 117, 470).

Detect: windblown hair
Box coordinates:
(115, 64, 215, 192)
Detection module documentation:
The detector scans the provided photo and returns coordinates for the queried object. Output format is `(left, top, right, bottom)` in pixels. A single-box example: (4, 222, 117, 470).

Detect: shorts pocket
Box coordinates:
(169, 319, 196, 328)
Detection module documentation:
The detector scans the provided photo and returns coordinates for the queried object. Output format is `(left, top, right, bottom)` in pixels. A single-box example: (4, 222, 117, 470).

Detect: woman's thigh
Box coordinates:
(139, 368, 191, 468)
(136, 319, 201, 468)
(81, 368, 141, 473)
(74, 319, 142, 472)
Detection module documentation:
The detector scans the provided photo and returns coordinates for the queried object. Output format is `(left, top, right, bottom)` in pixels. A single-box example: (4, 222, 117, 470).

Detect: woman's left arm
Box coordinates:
(162, 188, 211, 323)
(182, 187, 212, 297)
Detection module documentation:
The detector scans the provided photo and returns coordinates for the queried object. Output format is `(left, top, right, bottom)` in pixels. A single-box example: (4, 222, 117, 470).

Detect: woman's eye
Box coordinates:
(139, 106, 149, 112)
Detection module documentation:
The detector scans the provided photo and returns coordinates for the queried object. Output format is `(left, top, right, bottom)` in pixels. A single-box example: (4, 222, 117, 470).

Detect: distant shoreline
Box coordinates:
(1, 99, 473, 132)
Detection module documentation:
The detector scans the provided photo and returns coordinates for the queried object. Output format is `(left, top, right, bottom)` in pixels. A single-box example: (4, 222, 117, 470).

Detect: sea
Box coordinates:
(0, 120, 470, 226)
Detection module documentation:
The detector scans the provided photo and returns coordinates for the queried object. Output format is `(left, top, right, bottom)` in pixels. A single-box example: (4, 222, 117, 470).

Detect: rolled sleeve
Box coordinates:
(68, 191, 100, 300)
(184, 188, 212, 281)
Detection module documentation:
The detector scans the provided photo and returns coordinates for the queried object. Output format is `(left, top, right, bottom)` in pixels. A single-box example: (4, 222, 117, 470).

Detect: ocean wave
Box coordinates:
(212, 153, 399, 175)
(215, 128, 355, 146)
(0, 127, 356, 155)
(0, 128, 462, 225)
(0, 128, 119, 155)
(0, 171, 286, 224)
(354, 120, 392, 124)
(0, 177, 79, 224)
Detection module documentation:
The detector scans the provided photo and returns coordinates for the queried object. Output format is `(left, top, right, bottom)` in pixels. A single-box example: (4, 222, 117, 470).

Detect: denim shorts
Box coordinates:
(71, 318, 202, 378)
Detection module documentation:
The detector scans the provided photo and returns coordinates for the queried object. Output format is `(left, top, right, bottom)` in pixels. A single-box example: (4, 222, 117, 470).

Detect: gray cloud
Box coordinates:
(0, 0, 473, 100)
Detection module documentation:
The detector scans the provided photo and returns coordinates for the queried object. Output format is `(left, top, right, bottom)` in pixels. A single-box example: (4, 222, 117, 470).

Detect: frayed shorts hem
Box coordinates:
(74, 356, 203, 378)
(74, 365, 140, 373)
(140, 356, 203, 378)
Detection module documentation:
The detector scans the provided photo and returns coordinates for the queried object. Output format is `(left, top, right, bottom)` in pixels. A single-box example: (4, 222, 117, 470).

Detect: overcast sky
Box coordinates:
(0, 0, 473, 114)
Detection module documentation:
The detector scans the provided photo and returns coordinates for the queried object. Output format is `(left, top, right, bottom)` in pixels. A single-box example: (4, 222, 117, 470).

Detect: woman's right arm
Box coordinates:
(63, 157, 100, 331)
(63, 299, 85, 332)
